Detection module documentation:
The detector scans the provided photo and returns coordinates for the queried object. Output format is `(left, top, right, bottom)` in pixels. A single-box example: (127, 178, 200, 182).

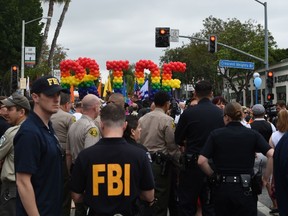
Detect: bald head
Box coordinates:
(82, 94, 101, 112)
(108, 93, 125, 108)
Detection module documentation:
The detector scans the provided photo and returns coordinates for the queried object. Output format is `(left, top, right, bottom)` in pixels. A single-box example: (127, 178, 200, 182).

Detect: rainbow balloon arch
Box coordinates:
(60, 57, 186, 100)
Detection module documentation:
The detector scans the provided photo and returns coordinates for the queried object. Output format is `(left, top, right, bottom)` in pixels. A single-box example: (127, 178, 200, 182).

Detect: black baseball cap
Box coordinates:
(31, 75, 63, 96)
(1, 93, 31, 110)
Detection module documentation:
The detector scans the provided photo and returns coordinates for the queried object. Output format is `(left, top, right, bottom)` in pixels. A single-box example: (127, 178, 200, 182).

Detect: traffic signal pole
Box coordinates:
(179, 35, 265, 63)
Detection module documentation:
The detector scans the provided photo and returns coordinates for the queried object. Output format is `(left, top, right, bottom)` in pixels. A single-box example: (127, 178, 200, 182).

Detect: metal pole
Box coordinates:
(264, 2, 269, 99)
(21, 20, 25, 83)
(255, 0, 269, 100)
(255, 87, 258, 104)
(179, 35, 265, 63)
(20, 17, 51, 92)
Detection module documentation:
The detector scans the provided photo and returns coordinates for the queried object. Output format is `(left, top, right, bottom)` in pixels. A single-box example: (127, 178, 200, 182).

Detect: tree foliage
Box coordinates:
(160, 16, 288, 102)
(0, 0, 43, 95)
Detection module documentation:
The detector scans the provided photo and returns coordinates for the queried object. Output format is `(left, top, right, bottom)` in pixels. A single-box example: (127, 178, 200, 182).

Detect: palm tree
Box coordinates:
(48, 0, 71, 69)
(38, 0, 54, 65)
(38, 0, 67, 66)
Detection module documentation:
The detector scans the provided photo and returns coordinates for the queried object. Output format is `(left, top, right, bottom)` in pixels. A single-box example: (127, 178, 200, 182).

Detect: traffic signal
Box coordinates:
(208, 35, 217, 53)
(155, 27, 170, 48)
(11, 65, 19, 92)
(267, 93, 274, 101)
(266, 71, 274, 88)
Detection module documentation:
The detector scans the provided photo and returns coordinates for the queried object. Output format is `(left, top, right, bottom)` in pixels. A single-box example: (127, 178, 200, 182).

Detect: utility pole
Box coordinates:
(255, 0, 269, 100)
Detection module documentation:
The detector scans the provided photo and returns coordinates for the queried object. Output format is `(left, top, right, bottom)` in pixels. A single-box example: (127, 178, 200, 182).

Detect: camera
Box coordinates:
(169, 98, 181, 119)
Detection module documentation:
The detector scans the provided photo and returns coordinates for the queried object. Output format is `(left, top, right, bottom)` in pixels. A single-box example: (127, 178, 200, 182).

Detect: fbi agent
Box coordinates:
(70, 103, 155, 216)
(198, 102, 274, 216)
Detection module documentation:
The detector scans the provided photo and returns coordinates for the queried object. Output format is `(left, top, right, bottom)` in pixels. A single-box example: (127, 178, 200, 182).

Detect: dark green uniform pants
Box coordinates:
(151, 162, 172, 216)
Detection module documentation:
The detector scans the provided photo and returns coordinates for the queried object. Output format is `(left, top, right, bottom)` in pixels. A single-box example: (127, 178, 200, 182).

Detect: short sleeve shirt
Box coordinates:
(71, 138, 154, 215)
(67, 114, 101, 163)
(0, 125, 21, 182)
(201, 121, 271, 175)
(51, 108, 75, 150)
(14, 111, 63, 216)
(139, 108, 179, 157)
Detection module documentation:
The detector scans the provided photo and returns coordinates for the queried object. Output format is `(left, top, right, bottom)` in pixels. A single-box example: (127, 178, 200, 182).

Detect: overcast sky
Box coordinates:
(43, 0, 288, 81)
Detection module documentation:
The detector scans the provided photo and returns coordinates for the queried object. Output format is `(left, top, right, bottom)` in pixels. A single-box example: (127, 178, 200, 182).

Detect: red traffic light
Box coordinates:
(267, 93, 274, 101)
(210, 36, 216, 41)
(12, 66, 18, 72)
(155, 27, 170, 48)
(208, 35, 217, 53)
(159, 29, 167, 35)
(267, 71, 273, 77)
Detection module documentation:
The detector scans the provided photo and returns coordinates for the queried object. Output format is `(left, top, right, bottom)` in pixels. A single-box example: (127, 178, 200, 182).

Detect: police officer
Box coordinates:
(0, 97, 11, 138)
(51, 91, 75, 216)
(175, 80, 224, 216)
(67, 94, 101, 215)
(70, 103, 155, 215)
(198, 102, 274, 216)
(139, 90, 180, 216)
(67, 94, 101, 170)
(0, 93, 30, 215)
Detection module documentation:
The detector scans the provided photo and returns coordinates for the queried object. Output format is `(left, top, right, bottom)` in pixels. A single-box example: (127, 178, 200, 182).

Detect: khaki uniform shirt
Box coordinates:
(67, 115, 101, 163)
(0, 121, 24, 182)
(139, 108, 180, 160)
(51, 108, 76, 150)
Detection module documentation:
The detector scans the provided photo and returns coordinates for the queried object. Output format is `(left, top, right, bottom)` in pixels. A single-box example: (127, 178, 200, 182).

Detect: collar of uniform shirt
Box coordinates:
(253, 118, 266, 121)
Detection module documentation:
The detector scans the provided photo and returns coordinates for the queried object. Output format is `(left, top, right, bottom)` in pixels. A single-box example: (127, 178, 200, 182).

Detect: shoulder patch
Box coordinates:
(72, 116, 76, 123)
(88, 127, 98, 137)
(0, 135, 6, 148)
(171, 121, 175, 129)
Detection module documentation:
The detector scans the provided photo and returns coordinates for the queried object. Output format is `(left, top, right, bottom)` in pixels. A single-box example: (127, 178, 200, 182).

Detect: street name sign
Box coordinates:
(170, 29, 179, 42)
(219, 60, 255, 70)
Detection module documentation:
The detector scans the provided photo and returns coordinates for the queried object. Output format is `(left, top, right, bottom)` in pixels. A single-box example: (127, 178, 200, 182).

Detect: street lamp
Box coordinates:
(21, 16, 51, 91)
(254, 0, 269, 99)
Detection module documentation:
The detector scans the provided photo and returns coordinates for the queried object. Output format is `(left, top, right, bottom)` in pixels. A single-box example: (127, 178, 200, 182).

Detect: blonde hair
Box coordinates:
(224, 102, 242, 121)
(277, 110, 288, 132)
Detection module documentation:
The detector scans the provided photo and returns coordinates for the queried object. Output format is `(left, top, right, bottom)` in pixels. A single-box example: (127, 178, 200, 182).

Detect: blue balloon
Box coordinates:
(254, 77, 262, 88)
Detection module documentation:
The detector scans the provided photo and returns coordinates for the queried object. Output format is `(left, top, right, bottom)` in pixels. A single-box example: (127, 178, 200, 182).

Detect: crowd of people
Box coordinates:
(0, 75, 287, 216)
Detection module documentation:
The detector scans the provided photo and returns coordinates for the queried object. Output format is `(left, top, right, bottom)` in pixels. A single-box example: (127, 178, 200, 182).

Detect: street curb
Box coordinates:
(258, 201, 272, 215)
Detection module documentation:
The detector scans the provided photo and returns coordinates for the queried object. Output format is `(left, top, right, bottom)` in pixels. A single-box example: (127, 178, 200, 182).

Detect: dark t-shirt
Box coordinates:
(14, 111, 63, 216)
(175, 98, 225, 154)
(201, 122, 271, 175)
(71, 137, 154, 215)
(250, 120, 272, 142)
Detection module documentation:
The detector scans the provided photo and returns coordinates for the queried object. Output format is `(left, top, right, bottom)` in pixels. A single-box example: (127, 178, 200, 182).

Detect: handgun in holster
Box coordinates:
(182, 153, 198, 170)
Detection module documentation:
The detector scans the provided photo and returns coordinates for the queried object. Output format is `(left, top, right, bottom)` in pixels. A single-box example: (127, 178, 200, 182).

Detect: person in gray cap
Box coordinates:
(250, 104, 276, 142)
(14, 75, 65, 216)
(0, 93, 30, 215)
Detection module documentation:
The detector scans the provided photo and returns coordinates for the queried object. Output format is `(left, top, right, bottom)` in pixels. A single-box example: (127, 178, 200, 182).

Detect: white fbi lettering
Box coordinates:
(92, 164, 131, 196)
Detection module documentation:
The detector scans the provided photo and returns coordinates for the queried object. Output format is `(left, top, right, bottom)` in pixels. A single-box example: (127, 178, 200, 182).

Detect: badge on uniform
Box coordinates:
(89, 128, 98, 137)
(72, 116, 76, 123)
